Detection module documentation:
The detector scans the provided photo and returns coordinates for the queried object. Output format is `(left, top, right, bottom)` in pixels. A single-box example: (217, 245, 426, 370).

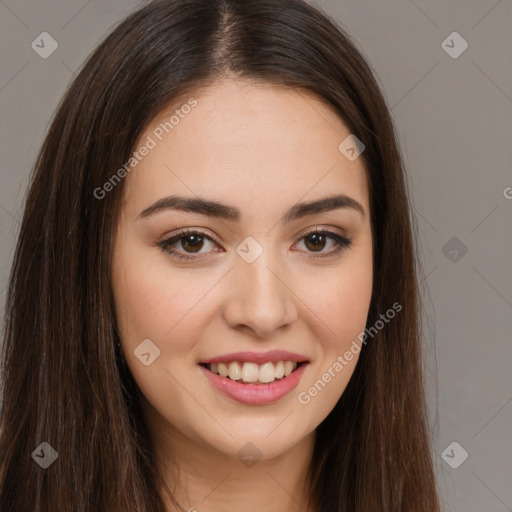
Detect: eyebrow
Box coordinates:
(138, 193, 365, 223)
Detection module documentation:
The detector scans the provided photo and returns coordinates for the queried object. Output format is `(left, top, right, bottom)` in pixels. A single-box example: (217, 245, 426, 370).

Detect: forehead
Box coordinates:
(121, 79, 369, 221)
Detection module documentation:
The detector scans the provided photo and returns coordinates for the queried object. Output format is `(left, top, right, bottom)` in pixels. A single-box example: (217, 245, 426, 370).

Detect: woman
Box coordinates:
(0, 0, 440, 510)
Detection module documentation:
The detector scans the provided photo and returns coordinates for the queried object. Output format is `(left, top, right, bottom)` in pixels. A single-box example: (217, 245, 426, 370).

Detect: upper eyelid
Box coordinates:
(164, 226, 348, 244)
(164, 229, 219, 246)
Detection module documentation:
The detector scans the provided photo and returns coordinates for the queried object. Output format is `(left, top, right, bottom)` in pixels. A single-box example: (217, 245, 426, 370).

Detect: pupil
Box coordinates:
(306, 233, 325, 252)
(182, 234, 203, 252)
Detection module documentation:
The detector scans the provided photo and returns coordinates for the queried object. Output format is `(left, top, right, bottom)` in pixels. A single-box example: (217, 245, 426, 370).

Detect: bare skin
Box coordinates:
(111, 78, 373, 512)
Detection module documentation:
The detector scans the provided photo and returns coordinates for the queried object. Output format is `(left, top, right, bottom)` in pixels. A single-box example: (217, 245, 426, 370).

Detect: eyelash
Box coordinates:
(155, 227, 352, 262)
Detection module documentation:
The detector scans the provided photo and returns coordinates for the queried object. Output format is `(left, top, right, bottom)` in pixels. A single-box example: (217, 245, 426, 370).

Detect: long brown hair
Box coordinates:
(0, 0, 440, 510)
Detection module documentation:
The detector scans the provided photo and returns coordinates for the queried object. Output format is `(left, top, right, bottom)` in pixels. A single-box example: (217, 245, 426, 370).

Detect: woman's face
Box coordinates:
(111, 79, 373, 462)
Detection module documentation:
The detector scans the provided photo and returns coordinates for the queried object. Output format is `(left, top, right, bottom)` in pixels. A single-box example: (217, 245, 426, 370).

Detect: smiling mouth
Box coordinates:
(200, 361, 307, 385)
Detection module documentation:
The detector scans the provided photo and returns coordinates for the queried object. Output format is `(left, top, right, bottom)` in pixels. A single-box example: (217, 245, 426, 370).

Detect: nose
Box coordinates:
(222, 249, 298, 338)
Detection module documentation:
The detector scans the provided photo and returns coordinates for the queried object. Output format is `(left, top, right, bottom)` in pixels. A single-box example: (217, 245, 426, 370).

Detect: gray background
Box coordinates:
(1, 0, 511, 510)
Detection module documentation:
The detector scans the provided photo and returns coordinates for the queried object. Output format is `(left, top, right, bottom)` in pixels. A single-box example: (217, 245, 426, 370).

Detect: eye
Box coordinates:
(292, 228, 352, 258)
(155, 227, 352, 262)
(155, 229, 220, 262)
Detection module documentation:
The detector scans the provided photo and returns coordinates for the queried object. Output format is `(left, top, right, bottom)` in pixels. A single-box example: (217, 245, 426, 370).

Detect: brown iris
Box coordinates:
(304, 233, 327, 252)
(181, 234, 204, 252)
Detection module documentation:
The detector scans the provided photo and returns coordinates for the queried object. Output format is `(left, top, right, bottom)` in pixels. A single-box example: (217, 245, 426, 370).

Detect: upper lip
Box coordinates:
(199, 350, 309, 365)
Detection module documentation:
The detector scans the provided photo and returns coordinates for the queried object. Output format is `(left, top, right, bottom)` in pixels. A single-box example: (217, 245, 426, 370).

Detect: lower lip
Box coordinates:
(200, 363, 308, 405)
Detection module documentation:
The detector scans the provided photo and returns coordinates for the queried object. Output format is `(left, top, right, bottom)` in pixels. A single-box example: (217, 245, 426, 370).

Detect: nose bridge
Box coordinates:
(223, 241, 297, 337)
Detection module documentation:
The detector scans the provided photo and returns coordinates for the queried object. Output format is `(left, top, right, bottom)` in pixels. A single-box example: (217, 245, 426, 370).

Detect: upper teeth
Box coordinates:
(208, 361, 299, 384)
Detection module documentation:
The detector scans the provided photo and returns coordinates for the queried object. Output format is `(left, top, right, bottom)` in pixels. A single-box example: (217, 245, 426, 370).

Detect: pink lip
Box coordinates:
(199, 362, 308, 405)
(199, 350, 309, 365)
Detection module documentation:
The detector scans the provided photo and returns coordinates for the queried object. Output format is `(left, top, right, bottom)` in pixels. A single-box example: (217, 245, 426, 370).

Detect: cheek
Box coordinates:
(111, 249, 230, 405)
(111, 252, 209, 415)
(293, 251, 372, 414)
(331, 271, 373, 341)
(112, 251, 211, 350)
(299, 256, 373, 345)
